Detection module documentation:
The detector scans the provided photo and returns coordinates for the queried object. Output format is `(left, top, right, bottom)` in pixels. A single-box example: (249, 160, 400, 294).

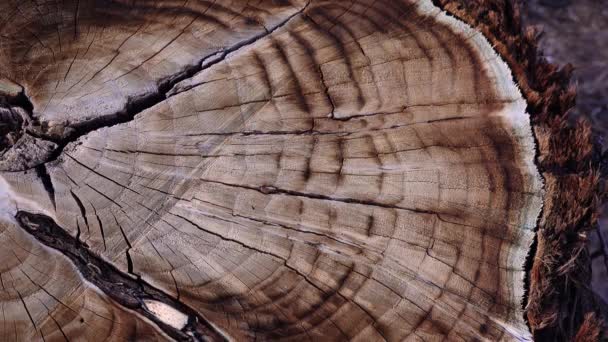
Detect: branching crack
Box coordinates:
(10, 1, 311, 172)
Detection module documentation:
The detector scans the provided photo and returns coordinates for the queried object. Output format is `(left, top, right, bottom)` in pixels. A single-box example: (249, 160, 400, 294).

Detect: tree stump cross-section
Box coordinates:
(0, 0, 548, 341)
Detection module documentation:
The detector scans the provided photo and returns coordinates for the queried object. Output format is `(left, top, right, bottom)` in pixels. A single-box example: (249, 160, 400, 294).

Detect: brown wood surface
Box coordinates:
(0, 0, 545, 340)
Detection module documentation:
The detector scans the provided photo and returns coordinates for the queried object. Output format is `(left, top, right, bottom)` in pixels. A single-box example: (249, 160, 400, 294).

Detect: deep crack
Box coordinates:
(16, 211, 227, 342)
(6, 2, 310, 172)
(35, 164, 56, 209)
(5, 6, 313, 339)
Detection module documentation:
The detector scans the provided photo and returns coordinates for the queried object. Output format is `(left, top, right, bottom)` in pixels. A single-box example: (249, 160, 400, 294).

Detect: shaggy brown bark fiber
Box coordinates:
(432, 0, 606, 340)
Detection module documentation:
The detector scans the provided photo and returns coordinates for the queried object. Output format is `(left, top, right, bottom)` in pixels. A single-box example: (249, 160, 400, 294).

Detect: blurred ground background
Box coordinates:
(523, 0, 608, 306)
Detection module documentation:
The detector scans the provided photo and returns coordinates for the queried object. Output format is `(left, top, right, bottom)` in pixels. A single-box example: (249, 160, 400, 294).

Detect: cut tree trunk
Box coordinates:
(0, 0, 602, 341)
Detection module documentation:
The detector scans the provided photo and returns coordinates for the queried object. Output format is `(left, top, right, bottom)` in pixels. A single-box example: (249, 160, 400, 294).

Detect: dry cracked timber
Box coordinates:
(16, 212, 225, 342)
(0, 0, 545, 341)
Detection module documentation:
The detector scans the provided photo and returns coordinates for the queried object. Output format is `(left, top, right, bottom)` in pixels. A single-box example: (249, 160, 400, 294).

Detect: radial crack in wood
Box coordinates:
(0, 0, 544, 341)
(16, 211, 226, 341)
(0, 215, 171, 341)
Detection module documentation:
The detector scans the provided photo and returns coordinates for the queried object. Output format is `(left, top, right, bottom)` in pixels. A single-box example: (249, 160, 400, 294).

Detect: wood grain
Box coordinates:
(0, 218, 169, 341)
(0, 0, 543, 340)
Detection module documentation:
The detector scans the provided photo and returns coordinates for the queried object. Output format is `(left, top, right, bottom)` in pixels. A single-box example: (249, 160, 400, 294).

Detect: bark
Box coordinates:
(432, 0, 606, 339)
(0, 0, 597, 341)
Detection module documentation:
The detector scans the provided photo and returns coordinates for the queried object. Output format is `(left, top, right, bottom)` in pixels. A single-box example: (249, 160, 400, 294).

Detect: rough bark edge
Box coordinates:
(431, 0, 606, 340)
